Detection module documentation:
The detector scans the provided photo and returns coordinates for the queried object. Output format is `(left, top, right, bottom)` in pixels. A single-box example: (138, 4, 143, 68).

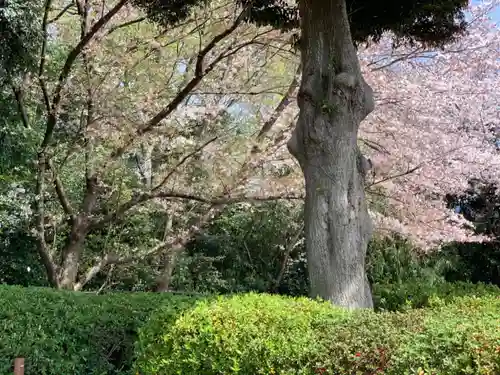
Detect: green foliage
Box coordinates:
(0, 231, 47, 287)
(173, 202, 306, 294)
(134, 293, 349, 375)
(0, 0, 44, 82)
(134, 0, 468, 48)
(174, 205, 448, 299)
(366, 234, 440, 286)
(373, 280, 500, 312)
(426, 241, 500, 287)
(445, 178, 500, 237)
(389, 296, 500, 374)
(347, 0, 468, 48)
(132, 0, 205, 27)
(0, 285, 199, 375)
(366, 185, 391, 216)
(134, 292, 500, 375)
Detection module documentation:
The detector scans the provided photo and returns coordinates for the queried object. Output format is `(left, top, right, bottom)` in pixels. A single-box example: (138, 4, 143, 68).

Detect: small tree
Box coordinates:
(138, 0, 470, 308)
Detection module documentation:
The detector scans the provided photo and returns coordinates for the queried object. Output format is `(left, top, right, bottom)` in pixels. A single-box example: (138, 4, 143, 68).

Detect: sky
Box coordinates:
(472, 0, 500, 23)
(492, 7, 500, 21)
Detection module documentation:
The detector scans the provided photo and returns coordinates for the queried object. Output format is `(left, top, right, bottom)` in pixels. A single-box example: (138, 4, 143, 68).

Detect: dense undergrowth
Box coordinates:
(2, 221, 500, 374)
(0, 286, 201, 375)
(0, 280, 499, 375)
(135, 292, 500, 375)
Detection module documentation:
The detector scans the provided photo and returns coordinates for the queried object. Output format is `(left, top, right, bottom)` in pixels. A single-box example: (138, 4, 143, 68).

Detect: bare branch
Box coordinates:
(194, 86, 292, 96)
(106, 11, 247, 163)
(74, 255, 107, 291)
(367, 144, 479, 187)
(48, 2, 75, 24)
(38, 0, 53, 115)
(255, 63, 300, 142)
(271, 222, 304, 292)
(34, 154, 58, 287)
(90, 190, 303, 230)
(106, 16, 146, 35)
(77, 203, 223, 288)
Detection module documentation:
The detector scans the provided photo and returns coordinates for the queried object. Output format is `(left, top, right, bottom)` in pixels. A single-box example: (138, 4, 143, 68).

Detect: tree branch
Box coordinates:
(151, 136, 218, 191)
(255, 63, 300, 142)
(90, 191, 303, 230)
(48, 160, 75, 218)
(106, 12, 246, 163)
(35, 154, 58, 287)
(39, 0, 129, 152)
(80, 203, 227, 288)
(38, 0, 53, 115)
(367, 144, 473, 187)
(48, 2, 75, 24)
(106, 16, 146, 35)
(271, 222, 304, 292)
(11, 84, 29, 128)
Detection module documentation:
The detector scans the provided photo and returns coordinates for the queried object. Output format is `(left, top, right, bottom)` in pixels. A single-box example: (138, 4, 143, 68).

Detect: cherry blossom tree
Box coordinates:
(358, 0, 500, 248)
(136, 0, 479, 308)
(13, 0, 301, 290)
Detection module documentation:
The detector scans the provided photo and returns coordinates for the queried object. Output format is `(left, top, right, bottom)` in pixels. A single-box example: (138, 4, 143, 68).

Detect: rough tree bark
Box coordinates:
(287, 0, 375, 308)
(155, 211, 175, 292)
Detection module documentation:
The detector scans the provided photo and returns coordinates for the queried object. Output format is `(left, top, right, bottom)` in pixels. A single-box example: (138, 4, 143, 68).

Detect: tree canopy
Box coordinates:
(134, 0, 469, 47)
(0, 0, 44, 82)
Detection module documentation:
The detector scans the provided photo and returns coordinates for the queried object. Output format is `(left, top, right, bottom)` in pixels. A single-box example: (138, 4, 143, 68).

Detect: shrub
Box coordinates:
(134, 293, 349, 375)
(135, 292, 500, 375)
(389, 296, 500, 374)
(179, 211, 442, 299)
(426, 241, 500, 287)
(373, 280, 500, 311)
(175, 202, 305, 295)
(366, 234, 441, 286)
(0, 285, 199, 375)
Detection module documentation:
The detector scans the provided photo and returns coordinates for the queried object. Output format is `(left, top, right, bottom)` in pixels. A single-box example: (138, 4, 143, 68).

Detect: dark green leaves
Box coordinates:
(133, 0, 469, 49)
(131, 0, 207, 27)
(0, 0, 44, 82)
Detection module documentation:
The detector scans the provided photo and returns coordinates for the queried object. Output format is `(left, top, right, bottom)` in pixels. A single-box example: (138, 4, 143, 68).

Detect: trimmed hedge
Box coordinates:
(135, 288, 500, 375)
(0, 285, 200, 375)
(134, 294, 350, 375)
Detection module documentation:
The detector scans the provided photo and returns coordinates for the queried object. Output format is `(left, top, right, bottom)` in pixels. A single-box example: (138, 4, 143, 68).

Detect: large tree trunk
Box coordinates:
(288, 0, 375, 308)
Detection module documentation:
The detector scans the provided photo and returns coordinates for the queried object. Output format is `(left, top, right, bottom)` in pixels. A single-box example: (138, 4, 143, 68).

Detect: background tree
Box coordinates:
(8, 0, 302, 291)
(136, 0, 471, 308)
(358, 0, 500, 248)
(2, 0, 498, 304)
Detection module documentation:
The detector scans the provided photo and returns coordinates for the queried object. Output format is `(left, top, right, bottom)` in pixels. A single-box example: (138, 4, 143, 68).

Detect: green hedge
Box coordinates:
(0, 285, 200, 375)
(135, 290, 500, 375)
(372, 280, 500, 311)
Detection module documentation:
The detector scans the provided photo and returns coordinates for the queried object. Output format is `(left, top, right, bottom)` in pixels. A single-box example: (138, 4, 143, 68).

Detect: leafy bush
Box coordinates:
(177, 203, 437, 299)
(389, 296, 500, 374)
(373, 280, 500, 311)
(134, 293, 349, 375)
(174, 202, 306, 295)
(426, 241, 500, 287)
(0, 285, 199, 375)
(135, 292, 500, 375)
(0, 231, 48, 287)
(366, 234, 440, 285)
(445, 178, 500, 237)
